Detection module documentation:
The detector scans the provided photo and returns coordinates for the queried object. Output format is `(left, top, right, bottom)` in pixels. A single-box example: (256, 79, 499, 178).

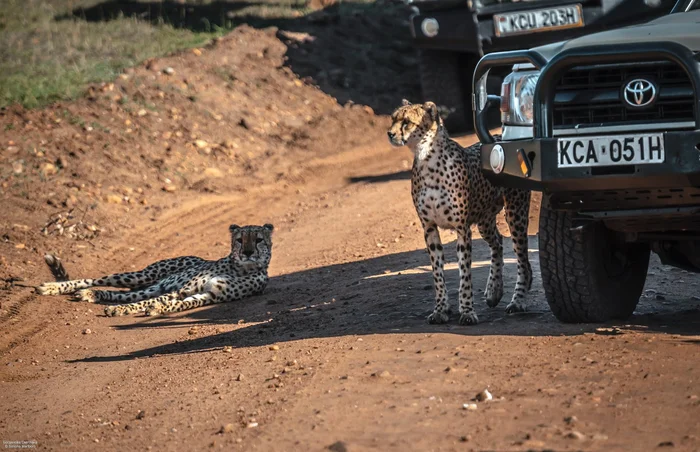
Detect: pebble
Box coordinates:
(163, 67, 175, 75)
(474, 389, 493, 402)
(658, 441, 675, 447)
(565, 431, 585, 440)
(82, 329, 92, 335)
(564, 415, 578, 425)
(223, 346, 233, 353)
(246, 422, 258, 428)
(269, 345, 280, 351)
(327, 441, 348, 452)
(219, 423, 235, 434)
(372, 370, 391, 378)
(136, 410, 146, 420)
(462, 403, 478, 411)
(236, 374, 244, 381)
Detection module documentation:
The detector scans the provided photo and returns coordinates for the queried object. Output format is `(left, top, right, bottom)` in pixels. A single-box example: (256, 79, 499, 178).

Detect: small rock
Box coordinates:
(236, 374, 244, 381)
(327, 441, 348, 452)
(192, 48, 202, 56)
(194, 139, 208, 149)
(564, 415, 578, 425)
(14, 243, 25, 250)
(41, 163, 58, 177)
(12, 161, 23, 174)
(565, 431, 585, 440)
(203, 167, 224, 178)
(163, 67, 175, 75)
(474, 389, 493, 402)
(105, 194, 123, 204)
(82, 329, 92, 335)
(269, 345, 280, 351)
(462, 403, 478, 411)
(137, 109, 147, 117)
(219, 423, 235, 434)
(592, 433, 609, 441)
(372, 370, 391, 378)
(246, 422, 258, 428)
(136, 410, 146, 420)
(223, 346, 233, 353)
(658, 441, 675, 447)
(162, 184, 177, 193)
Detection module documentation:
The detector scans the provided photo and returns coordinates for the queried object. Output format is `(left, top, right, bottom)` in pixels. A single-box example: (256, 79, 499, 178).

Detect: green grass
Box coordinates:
(0, 0, 225, 109)
(0, 0, 381, 109)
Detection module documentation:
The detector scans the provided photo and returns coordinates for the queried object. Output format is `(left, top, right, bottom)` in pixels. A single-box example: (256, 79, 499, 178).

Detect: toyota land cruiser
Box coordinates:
(472, 0, 700, 322)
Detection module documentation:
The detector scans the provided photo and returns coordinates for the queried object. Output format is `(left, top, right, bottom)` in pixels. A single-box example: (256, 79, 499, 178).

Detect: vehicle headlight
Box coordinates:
(500, 70, 540, 126)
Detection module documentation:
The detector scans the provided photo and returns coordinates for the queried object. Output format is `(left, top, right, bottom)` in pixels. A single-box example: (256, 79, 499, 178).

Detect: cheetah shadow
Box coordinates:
(70, 237, 700, 363)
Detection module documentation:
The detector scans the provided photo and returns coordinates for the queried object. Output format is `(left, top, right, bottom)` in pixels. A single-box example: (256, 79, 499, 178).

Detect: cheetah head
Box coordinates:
(387, 99, 440, 148)
(229, 224, 274, 272)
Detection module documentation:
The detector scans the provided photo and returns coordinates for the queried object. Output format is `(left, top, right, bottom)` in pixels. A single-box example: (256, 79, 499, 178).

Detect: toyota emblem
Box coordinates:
(623, 78, 657, 108)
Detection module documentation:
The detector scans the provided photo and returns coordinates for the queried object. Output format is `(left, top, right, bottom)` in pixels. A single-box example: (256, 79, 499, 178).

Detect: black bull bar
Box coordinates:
(471, 41, 700, 144)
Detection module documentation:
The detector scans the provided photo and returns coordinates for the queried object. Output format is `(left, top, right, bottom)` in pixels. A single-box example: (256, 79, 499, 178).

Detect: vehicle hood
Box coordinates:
(533, 10, 700, 61)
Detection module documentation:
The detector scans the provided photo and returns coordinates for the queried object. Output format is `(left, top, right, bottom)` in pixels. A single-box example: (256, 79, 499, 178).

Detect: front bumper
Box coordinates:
(472, 40, 700, 231)
(480, 132, 700, 194)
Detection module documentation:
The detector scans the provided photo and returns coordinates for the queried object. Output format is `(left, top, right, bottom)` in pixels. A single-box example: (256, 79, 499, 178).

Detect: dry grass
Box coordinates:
(0, 0, 317, 109)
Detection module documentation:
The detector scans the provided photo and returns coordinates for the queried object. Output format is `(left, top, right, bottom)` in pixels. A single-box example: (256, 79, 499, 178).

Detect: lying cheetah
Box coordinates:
(388, 100, 532, 325)
(36, 224, 273, 317)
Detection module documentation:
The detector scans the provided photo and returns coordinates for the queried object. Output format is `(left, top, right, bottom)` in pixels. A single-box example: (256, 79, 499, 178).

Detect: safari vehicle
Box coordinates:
(471, 0, 700, 322)
(405, 0, 676, 132)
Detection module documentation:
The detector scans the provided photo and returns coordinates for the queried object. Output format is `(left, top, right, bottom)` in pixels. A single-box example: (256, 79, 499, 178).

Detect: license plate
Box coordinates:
(557, 134, 665, 168)
(494, 4, 583, 37)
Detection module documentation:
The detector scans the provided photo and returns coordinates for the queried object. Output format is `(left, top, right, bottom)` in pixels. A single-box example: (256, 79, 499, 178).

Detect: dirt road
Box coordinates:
(1, 25, 699, 452)
(1, 132, 699, 451)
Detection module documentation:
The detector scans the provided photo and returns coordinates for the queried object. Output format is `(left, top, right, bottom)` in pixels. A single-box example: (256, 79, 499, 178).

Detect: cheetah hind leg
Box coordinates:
(478, 220, 504, 308)
(503, 188, 533, 314)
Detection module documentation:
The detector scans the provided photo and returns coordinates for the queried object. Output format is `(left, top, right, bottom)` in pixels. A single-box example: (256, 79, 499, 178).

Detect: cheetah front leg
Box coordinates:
(75, 283, 167, 304)
(104, 291, 181, 317)
(503, 189, 533, 313)
(456, 226, 478, 325)
(478, 219, 504, 308)
(422, 222, 450, 324)
(145, 275, 265, 316)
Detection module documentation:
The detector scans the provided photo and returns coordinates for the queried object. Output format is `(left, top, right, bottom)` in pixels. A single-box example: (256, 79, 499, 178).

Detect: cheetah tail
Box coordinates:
(44, 254, 70, 282)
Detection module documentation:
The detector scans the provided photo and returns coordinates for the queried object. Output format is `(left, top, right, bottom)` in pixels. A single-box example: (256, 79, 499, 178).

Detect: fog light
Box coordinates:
(490, 145, 505, 174)
(421, 18, 439, 38)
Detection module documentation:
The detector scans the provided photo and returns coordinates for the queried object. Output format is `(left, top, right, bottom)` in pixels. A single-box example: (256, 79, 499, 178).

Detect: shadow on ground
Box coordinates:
(56, 0, 422, 115)
(70, 236, 700, 363)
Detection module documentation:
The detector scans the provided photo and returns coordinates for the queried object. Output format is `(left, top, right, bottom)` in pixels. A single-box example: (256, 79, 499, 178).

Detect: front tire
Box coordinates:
(539, 199, 650, 323)
(418, 49, 474, 134)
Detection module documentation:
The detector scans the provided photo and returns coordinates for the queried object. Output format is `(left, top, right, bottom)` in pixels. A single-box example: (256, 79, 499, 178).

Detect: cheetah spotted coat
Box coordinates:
(36, 224, 273, 317)
(388, 100, 532, 325)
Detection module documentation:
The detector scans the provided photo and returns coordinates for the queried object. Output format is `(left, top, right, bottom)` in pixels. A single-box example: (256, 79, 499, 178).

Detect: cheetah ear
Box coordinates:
(401, 99, 411, 107)
(423, 102, 439, 121)
(263, 223, 274, 232)
(229, 224, 240, 233)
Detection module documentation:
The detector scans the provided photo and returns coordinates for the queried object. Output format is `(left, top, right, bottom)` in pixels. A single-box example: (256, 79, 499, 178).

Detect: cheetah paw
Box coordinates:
(458, 311, 479, 325)
(484, 284, 504, 308)
(145, 303, 163, 317)
(505, 301, 527, 314)
(36, 282, 60, 296)
(74, 289, 97, 303)
(104, 306, 124, 317)
(427, 310, 449, 324)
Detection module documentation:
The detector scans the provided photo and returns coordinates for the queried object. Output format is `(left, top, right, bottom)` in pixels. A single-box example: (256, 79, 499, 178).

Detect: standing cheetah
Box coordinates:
(388, 100, 532, 325)
(36, 224, 273, 317)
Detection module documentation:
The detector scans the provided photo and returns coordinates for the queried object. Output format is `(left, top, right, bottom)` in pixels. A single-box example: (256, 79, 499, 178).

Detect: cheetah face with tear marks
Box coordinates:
(229, 224, 274, 273)
(387, 99, 440, 148)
